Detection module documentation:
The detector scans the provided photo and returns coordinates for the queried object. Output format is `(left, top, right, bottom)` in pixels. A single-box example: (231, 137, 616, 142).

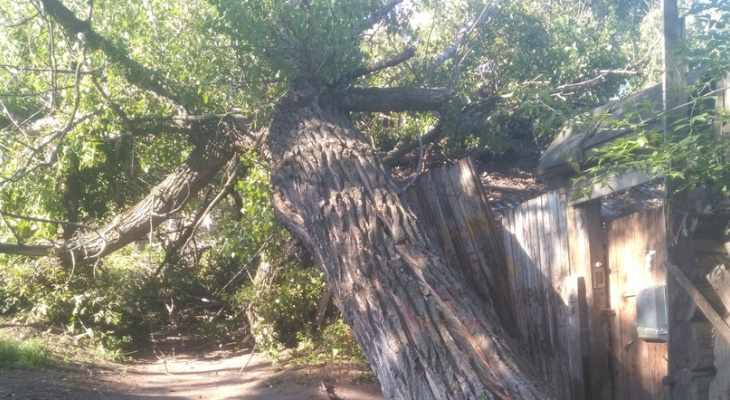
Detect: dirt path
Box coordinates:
(0, 350, 384, 400)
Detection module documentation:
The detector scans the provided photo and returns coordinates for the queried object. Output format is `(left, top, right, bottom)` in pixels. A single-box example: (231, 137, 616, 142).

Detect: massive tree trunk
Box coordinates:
(265, 81, 555, 400)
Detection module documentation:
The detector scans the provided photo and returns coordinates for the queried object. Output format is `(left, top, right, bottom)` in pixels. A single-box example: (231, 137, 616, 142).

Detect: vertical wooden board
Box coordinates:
(538, 194, 556, 383)
(410, 173, 454, 260)
(442, 164, 483, 276)
(649, 208, 668, 398)
(504, 205, 529, 344)
(552, 191, 585, 400)
(508, 202, 526, 347)
(503, 207, 518, 306)
(549, 191, 578, 398)
(523, 196, 544, 370)
(709, 317, 730, 400)
(528, 195, 550, 376)
(607, 216, 624, 399)
(564, 276, 586, 400)
(431, 168, 471, 274)
(539, 193, 565, 395)
(455, 160, 517, 332)
(537, 194, 557, 356)
(513, 201, 531, 350)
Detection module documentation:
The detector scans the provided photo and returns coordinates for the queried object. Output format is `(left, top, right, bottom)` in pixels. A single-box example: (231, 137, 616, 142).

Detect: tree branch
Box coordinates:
(64, 116, 253, 265)
(0, 115, 254, 263)
(364, 0, 403, 30)
(336, 87, 454, 112)
(342, 48, 415, 82)
(0, 243, 55, 257)
(433, 0, 503, 66)
(382, 95, 501, 166)
(551, 69, 638, 95)
(383, 123, 443, 167)
(38, 0, 183, 106)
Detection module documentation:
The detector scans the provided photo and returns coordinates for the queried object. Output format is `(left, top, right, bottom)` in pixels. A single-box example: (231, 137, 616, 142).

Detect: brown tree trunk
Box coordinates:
(265, 82, 554, 400)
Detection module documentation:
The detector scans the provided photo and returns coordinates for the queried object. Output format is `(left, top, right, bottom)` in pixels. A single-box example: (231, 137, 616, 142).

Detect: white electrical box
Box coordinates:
(635, 284, 668, 343)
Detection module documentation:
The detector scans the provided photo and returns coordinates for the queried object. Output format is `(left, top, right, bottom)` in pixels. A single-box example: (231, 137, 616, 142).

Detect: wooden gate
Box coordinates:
(606, 206, 668, 400)
(503, 191, 668, 399)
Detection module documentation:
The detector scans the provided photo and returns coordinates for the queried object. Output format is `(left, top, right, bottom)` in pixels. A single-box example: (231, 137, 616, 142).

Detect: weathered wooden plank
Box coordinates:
(707, 263, 730, 314)
(537, 193, 565, 396)
(643, 207, 669, 398)
(666, 260, 730, 344)
(405, 158, 517, 334)
(548, 190, 579, 399)
(450, 159, 517, 334)
(709, 316, 730, 399)
(564, 276, 587, 400)
(503, 206, 526, 341)
(525, 195, 548, 375)
(513, 201, 531, 351)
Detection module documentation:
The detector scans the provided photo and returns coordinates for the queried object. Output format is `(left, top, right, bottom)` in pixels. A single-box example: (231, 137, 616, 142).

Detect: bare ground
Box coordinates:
(0, 319, 383, 400)
(0, 349, 383, 400)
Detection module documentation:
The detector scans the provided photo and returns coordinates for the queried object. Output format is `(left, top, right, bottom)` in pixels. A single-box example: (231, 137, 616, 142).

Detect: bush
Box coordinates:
(0, 335, 50, 369)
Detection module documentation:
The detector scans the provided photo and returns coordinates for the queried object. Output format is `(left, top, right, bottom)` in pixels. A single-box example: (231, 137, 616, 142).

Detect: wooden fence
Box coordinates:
(408, 159, 673, 399)
(502, 191, 668, 400)
(502, 191, 590, 400)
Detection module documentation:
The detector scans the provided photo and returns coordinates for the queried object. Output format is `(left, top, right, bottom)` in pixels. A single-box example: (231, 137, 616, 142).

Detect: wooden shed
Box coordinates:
(530, 70, 730, 399)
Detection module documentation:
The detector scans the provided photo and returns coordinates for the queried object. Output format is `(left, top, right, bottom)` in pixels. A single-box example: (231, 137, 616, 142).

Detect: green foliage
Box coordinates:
(299, 319, 366, 363)
(575, 3, 730, 198)
(359, 0, 650, 155)
(233, 264, 327, 356)
(0, 335, 50, 369)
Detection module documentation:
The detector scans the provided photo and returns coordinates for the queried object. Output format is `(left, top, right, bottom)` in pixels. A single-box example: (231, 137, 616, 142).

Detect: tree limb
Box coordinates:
(383, 123, 443, 167)
(63, 116, 253, 265)
(0, 116, 254, 262)
(342, 48, 415, 82)
(158, 161, 246, 273)
(433, 0, 503, 66)
(336, 87, 454, 112)
(551, 69, 638, 95)
(382, 95, 501, 166)
(0, 243, 55, 257)
(38, 0, 183, 106)
(364, 0, 403, 30)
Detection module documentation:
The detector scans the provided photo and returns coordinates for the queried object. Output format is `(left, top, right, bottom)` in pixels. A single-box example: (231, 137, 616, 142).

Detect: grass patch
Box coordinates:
(0, 335, 51, 369)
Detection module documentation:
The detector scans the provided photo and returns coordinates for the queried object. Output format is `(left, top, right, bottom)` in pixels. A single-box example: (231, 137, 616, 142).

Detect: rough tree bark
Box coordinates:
(265, 80, 555, 400)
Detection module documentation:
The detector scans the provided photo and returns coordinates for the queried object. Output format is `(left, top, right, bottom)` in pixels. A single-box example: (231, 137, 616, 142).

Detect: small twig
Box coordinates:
(240, 344, 257, 372)
(400, 129, 424, 193)
(0, 209, 94, 229)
